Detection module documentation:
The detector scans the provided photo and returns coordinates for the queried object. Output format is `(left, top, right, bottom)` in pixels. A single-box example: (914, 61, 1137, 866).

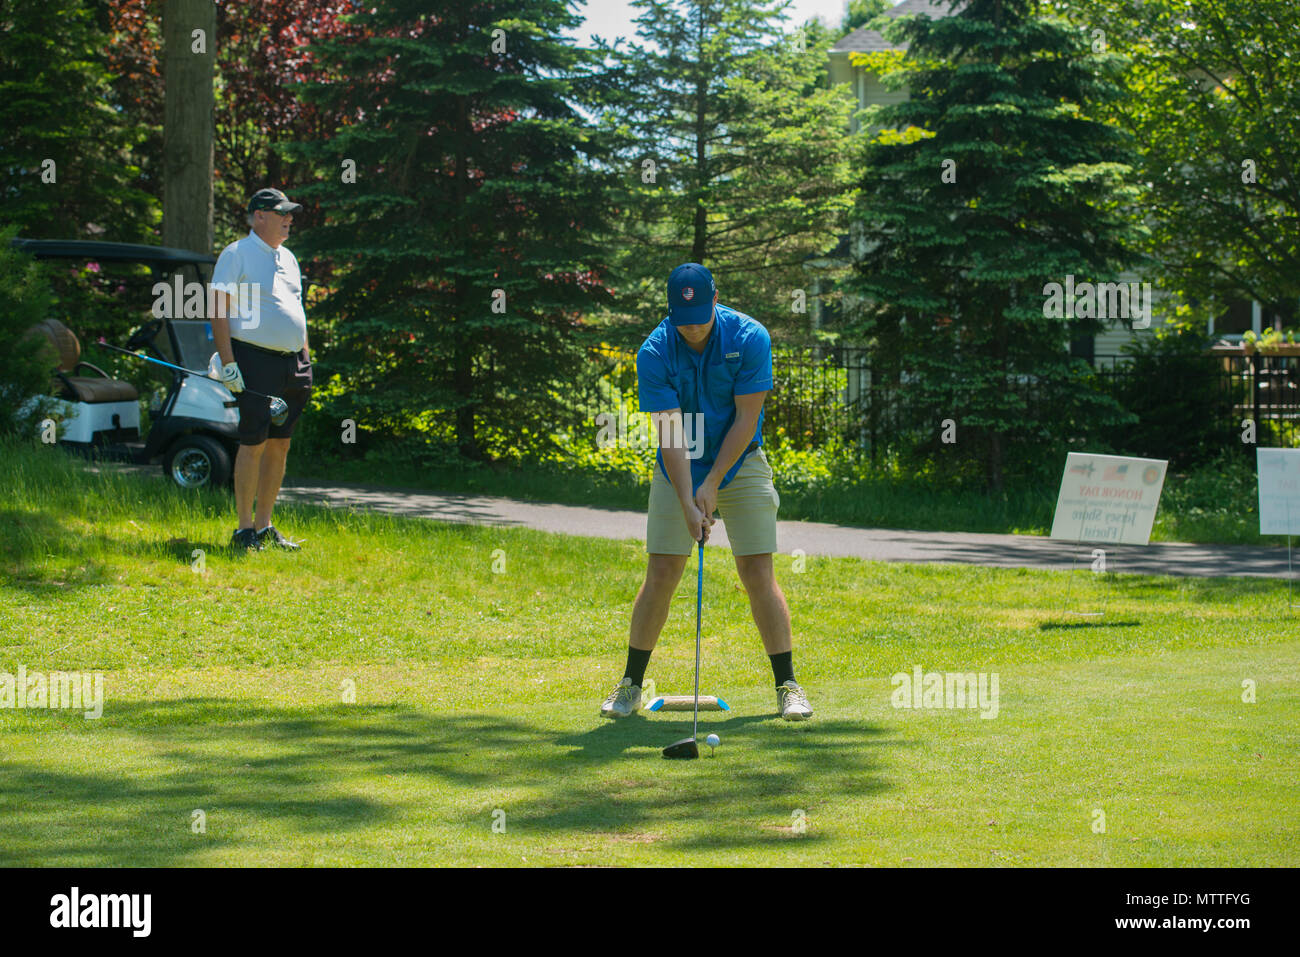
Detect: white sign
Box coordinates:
(1256, 448, 1300, 535)
(1050, 453, 1168, 546)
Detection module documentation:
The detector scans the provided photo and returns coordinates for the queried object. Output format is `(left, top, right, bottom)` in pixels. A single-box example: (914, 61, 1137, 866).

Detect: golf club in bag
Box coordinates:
(97, 338, 289, 426)
(663, 537, 706, 759)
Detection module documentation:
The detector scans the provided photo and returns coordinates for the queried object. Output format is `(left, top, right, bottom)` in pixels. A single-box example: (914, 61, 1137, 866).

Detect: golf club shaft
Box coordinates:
(96, 339, 279, 402)
(694, 537, 702, 743)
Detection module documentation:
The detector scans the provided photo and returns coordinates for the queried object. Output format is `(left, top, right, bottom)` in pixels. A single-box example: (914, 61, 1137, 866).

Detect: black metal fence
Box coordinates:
(567, 335, 1300, 456)
(1091, 351, 1300, 433)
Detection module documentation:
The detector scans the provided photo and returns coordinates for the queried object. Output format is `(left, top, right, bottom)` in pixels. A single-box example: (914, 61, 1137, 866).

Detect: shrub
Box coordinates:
(0, 227, 59, 436)
(1104, 327, 1238, 469)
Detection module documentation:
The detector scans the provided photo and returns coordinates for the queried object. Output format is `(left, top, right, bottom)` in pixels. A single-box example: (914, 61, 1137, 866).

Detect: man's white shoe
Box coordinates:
(600, 677, 642, 718)
(776, 679, 814, 720)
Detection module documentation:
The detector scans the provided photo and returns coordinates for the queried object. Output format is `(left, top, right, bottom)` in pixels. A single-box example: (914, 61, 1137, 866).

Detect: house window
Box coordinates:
(1264, 298, 1298, 330)
(1210, 298, 1298, 338)
(1211, 298, 1254, 337)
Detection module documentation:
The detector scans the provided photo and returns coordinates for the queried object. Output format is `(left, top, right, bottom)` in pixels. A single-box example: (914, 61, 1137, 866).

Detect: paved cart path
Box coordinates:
(277, 477, 1295, 580)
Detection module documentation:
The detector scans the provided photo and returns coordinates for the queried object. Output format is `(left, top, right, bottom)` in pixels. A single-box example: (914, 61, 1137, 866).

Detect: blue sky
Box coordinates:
(564, 0, 853, 45)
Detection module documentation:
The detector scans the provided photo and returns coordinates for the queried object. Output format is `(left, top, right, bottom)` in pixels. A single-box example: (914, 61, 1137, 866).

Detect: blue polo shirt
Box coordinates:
(636, 303, 773, 493)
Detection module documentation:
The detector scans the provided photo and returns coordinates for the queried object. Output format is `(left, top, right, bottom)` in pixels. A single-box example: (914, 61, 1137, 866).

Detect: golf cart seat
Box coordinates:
(29, 318, 140, 403)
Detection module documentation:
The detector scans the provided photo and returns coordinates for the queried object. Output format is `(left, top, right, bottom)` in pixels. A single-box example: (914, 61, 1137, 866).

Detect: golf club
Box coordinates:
(97, 338, 289, 426)
(663, 537, 706, 759)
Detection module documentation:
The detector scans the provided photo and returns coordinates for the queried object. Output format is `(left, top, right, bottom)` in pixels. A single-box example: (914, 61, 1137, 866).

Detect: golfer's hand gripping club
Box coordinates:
(684, 501, 709, 544)
(220, 361, 245, 394)
(693, 477, 719, 523)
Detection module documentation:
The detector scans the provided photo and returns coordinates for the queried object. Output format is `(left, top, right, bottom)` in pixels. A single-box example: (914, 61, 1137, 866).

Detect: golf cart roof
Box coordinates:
(10, 238, 216, 267)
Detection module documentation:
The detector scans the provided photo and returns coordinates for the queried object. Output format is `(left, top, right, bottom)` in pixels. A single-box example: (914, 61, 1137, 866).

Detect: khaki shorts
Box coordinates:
(647, 448, 780, 556)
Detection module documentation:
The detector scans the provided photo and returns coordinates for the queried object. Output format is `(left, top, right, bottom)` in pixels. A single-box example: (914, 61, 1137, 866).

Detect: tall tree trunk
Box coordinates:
(162, 0, 215, 254)
(986, 290, 1009, 492)
(691, 11, 708, 264)
(454, 328, 478, 459)
(454, 98, 479, 460)
(692, 197, 707, 264)
(987, 430, 1004, 492)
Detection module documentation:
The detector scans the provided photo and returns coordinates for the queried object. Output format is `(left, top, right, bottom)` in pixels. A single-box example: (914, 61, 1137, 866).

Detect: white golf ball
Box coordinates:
(705, 733, 720, 748)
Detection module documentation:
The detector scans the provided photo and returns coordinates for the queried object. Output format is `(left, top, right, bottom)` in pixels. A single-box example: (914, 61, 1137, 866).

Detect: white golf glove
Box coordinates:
(221, 361, 245, 394)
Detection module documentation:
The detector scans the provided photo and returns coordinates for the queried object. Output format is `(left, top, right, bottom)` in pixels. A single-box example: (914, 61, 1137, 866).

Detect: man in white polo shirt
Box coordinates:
(209, 187, 313, 551)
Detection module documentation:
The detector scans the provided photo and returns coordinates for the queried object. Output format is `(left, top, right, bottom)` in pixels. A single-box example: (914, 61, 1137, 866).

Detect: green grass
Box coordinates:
(0, 440, 1296, 866)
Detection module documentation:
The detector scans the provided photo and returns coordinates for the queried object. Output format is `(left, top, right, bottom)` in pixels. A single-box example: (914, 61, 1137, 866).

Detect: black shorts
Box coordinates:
(231, 338, 313, 446)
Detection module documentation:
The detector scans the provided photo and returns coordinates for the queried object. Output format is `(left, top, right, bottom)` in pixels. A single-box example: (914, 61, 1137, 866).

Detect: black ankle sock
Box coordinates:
(770, 651, 795, 687)
(624, 647, 652, 687)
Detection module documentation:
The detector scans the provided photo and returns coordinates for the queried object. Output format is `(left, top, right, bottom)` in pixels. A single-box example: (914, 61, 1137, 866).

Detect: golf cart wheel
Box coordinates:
(164, 435, 231, 489)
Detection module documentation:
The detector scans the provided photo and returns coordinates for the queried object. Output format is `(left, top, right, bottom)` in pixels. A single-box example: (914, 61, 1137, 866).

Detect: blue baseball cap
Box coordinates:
(667, 263, 716, 326)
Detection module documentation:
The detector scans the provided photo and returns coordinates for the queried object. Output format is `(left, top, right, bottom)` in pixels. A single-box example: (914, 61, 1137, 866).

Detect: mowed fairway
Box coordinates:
(0, 446, 1296, 867)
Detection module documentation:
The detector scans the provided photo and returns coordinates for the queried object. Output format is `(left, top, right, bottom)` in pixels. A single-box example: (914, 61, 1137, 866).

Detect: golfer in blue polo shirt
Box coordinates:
(600, 263, 814, 721)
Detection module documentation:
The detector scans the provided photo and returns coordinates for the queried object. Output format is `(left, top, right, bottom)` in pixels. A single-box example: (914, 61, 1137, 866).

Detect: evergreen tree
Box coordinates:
(0, 0, 155, 240)
(601, 0, 858, 331)
(848, 0, 1144, 489)
(0, 227, 58, 435)
(211, 0, 367, 245)
(287, 0, 618, 462)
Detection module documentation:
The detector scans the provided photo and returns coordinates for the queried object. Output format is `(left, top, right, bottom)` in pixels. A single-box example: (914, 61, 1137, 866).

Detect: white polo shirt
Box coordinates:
(210, 231, 308, 353)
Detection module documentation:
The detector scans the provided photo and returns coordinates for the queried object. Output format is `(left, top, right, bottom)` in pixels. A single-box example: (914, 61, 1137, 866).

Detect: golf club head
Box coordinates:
(662, 737, 699, 760)
(268, 396, 289, 426)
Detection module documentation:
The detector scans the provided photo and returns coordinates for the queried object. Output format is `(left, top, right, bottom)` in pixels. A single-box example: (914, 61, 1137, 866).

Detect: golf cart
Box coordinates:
(16, 239, 241, 489)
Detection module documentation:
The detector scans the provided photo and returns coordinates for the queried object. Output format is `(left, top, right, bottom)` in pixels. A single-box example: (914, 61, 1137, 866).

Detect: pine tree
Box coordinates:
(601, 0, 858, 330)
(0, 227, 58, 435)
(848, 0, 1144, 490)
(287, 0, 618, 461)
(0, 0, 155, 240)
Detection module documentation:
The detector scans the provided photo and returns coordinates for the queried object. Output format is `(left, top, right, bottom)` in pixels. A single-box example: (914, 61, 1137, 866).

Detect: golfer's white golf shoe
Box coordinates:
(600, 677, 642, 718)
(777, 680, 814, 720)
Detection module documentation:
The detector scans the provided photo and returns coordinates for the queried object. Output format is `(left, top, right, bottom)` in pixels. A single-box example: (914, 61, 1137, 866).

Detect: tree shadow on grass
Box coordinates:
(0, 508, 117, 597)
(133, 537, 225, 565)
(1095, 574, 1286, 602)
(0, 509, 81, 567)
(0, 698, 892, 864)
(0, 506, 185, 596)
(519, 712, 892, 851)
